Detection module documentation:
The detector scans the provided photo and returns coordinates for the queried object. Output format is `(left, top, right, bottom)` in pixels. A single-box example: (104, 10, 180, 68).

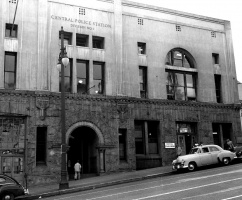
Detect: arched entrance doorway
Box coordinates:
(67, 126, 98, 179)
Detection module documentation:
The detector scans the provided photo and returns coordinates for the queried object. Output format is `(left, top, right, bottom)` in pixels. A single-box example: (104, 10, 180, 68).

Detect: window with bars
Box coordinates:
(139, 66, 147, 98)
(59, 59, 72, 92)
(4, 52, 17, 89)
(166, 71, 196, 101)
(76, 34, 88, 47)
(36, 127, 47, 165)
(135, 121, 159, 155)
(5, 23, 17, 38)
(77, 60, 89, 94)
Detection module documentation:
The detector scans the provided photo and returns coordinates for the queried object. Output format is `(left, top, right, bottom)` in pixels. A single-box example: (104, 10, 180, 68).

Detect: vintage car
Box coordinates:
(0, 174, 28, 200)
(172, 144, 236, 171)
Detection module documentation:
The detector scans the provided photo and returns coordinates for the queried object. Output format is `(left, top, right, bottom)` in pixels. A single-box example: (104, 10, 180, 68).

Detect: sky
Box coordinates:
(130, 0, 242, 82)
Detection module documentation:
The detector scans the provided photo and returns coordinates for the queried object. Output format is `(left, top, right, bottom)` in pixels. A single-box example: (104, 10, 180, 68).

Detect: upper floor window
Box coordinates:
(59, 59, 72, 92)
(212, 53, 219, 65)
(214, 74, 222, 103)
(93, 62, 104, 94)
(5, 23, 17, 38)
(139, 66, 147, 98)
(76, 34, 88, 47)
(165, 49, 194, 68)
(93, 36, 104, 49)
(138, 42, 146, 54)
(59, 31, 72, 46)
(4, 52, 17, 89)
(166, 71, 196, 101)
(77, 60, 88, 94)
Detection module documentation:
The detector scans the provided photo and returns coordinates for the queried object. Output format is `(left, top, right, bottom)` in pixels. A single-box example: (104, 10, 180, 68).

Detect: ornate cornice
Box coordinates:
(0, 89, 240, 111)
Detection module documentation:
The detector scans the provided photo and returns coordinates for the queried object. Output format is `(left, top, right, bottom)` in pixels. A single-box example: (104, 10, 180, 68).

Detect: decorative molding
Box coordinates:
(36, 98, 50, 120)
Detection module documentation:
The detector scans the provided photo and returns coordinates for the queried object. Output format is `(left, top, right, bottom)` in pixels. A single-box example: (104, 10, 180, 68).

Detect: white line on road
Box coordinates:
(133, 177, 242, 200)
(53, 168, 242, 200)
(222, 194, 242, 200)
(180, 185, 242, 199)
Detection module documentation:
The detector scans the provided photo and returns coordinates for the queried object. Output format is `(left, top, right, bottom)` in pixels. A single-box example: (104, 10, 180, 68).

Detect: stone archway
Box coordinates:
(66, 121, 104, 144)
(66, 121, 105, 179)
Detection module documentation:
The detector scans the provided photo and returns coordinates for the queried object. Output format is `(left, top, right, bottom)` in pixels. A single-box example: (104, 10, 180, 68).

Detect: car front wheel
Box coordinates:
(188, 162, 196, 171)
(1, 193, 14, 200)
(222, 157, 230, 165)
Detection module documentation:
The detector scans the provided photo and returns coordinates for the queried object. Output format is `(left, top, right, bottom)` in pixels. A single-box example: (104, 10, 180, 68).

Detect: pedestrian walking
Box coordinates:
(74, 160, 81, 180)
(176, 145, 182, 158)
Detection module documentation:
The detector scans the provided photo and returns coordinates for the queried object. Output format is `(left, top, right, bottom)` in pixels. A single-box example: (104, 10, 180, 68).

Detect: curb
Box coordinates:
(17, 171, 172, 200)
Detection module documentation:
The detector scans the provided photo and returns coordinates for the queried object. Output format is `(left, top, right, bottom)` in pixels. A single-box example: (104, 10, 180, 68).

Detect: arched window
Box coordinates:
(165, 48, 197, 101)
(165, 49, 194, 68)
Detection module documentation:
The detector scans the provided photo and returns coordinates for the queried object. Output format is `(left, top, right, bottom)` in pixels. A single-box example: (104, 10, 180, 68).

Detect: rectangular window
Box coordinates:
(138, 42, 146, 54)
(166, 71, 196, 101)
(92, 36, 104, 49)
(135, 121, 159, 155)
(77, 60, 88, 94)
(93, 62, 104, 94)
(76, 34, 88, 47)
(59, 59, 72, 92)
(4, 52, 17, 89)
(212, 53, 219, 64)
(148, 121, 158, 154)
(139, 66, 147, 98)
(5, 23, 17, 38)
(214, 74, 222, 103)
(119, 129, 127, 161)
(59, 31, 72, 46)
(36, 127, 47, 165)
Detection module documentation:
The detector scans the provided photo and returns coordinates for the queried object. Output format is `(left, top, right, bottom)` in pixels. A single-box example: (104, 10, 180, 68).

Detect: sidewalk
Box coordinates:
(20, 165, 172, 200)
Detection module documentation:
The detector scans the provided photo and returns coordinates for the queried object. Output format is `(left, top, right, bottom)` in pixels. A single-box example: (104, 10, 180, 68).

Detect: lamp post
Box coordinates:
(57, 26, 69, 190)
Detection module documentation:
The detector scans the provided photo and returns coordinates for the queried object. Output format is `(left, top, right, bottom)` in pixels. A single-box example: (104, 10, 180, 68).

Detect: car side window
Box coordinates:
(202, 147, 209, 153)
(209, 147, 219, 152)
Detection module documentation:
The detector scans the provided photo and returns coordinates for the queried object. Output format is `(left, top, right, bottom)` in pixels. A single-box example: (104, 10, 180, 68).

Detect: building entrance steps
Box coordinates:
(20, 165, 172, 200)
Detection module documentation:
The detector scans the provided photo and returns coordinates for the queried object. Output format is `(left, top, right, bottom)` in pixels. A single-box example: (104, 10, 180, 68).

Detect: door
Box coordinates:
(200, 147, 213, 166)
(2, 156, 24, 183)
(177, 135, 186, 155)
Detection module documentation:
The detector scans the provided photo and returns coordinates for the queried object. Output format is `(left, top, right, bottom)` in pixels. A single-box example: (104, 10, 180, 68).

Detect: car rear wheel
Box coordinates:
(1, 193, 14, 200)
(222, 157, 230, 165)
(188, 162, 196, 171)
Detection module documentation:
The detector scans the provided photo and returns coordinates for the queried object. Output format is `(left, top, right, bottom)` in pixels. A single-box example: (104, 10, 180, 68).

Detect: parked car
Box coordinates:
(172, 144, 236, 172)
(0, 174, 28, 200)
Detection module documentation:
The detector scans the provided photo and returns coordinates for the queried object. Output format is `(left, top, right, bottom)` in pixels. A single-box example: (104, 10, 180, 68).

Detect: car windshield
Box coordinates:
(190, 148, 201, 154)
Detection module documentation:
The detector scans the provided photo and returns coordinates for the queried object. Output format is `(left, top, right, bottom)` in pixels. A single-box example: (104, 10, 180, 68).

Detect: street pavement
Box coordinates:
(19, 165, 172, 200)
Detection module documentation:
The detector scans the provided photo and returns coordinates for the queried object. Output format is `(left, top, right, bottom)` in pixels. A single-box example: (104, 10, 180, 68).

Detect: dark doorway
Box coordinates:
(67, 126, 98, 179)
(212, 123, 232, 148)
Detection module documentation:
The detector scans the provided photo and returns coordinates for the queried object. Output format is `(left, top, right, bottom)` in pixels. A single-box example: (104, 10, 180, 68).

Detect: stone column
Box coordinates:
(98, 148, 105, 173)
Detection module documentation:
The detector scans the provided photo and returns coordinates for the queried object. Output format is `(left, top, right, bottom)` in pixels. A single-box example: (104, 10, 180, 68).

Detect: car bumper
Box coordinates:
(172, 163, 188, 170)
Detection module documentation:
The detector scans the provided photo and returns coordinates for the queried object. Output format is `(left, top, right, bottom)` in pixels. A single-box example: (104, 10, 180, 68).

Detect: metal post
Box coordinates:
(59, 26, 69, 190)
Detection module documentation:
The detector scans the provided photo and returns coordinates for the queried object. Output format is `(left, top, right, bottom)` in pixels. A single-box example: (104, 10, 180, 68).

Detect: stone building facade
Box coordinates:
(0, 0, 241, 185)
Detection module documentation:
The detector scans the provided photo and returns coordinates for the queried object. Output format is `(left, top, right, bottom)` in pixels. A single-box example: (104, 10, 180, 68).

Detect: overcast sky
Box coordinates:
(130, 0, 242, 82)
